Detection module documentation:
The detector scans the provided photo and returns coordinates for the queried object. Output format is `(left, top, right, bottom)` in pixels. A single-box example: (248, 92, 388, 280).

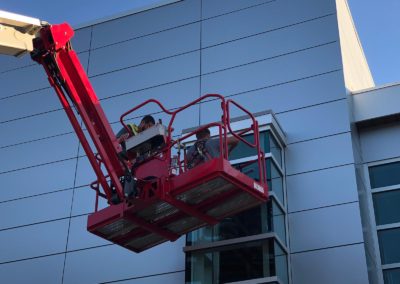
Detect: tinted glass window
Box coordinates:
(229, 134, 259, 160)
(378, 228, 400, 264)
(215, 206, 262, 241)
(383, 268, 400, 284)
(186, 239, 287, 284)
(269, 132, 282, 167)
(187, 199, 284, 246)
(369, 162, 400, 189)
(229, 131, 280, 161)
(219, 245, 263, 283)
(270, 200, 286, 245)
(373, 190, 400, 226)
(267, 159, 284, 204)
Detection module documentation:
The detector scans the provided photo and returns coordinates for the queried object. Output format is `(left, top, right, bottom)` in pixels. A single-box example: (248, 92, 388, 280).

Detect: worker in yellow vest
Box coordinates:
(116, 115, 155, 144)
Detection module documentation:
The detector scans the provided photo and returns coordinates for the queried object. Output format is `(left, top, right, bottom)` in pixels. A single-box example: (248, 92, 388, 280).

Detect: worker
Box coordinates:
(113, 115, 155, 201)
(116, 115, 155, 144)
(138, 115, 156, 132)
(186, 127, 238, 169)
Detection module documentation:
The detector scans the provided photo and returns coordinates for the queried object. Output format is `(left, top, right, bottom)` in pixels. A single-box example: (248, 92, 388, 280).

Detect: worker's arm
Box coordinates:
(227, 135, 239, 152)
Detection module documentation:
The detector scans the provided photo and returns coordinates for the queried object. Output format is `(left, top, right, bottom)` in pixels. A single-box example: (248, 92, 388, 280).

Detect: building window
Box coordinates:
(378, 228, 400, 265)
(229, 131, 283, 167)
(187, 196, 286, 246)
(185, 124, 287, 284)
(372, 190, 400, 225)
(383, 268, 400, 284)
(185, 238, 287, 284)
(369, 161, 400, 189)
(368, 160, 400, 283)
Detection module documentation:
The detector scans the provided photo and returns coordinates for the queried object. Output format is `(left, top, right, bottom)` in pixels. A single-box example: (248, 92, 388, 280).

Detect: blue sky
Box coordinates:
(348, 0, 400, 85)
(1, 0, 398, 86)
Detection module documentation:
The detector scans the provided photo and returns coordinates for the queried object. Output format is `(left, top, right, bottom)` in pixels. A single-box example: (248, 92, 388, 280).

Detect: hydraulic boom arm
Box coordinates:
(0, 10, 126, 203)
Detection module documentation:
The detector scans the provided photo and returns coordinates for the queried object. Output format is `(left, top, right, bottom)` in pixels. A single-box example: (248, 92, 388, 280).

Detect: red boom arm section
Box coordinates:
(30, 23, 268, 253)
(31, 24, 125, 202)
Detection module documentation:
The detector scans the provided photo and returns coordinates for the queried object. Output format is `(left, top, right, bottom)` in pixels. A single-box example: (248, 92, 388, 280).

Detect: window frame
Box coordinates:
(184, 233, 288, 284)
(365, 157, 400, 283)
(183, 112, 289, 284)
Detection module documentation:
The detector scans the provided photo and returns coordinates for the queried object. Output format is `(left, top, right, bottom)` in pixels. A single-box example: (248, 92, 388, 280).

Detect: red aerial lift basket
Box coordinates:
(87, 95, 268, 252)
(29, 25, 267, 253)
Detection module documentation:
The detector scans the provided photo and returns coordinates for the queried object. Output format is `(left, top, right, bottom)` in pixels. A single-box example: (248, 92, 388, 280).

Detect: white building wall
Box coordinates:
(336, 0, 374, 92)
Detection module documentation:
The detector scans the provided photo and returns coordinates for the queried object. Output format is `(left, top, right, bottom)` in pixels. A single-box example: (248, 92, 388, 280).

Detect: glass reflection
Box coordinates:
(373, 190, 400, 226)
(186, 239, 287, 284)
(267, 159, 284, 205)
(378, 228, 400, 264)
(187, 197, 285, 246)
(369, 161, 400, 189)
(384, 268, 400, 284)
(229, 131, 282, 168)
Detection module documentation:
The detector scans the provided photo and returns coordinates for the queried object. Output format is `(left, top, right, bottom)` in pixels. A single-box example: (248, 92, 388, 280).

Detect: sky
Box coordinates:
(0, 0, 398, 86)
(348, 0, 400, 86)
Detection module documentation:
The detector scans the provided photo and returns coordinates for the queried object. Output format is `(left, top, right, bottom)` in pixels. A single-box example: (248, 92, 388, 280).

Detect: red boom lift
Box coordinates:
(0, 13, 268, 252)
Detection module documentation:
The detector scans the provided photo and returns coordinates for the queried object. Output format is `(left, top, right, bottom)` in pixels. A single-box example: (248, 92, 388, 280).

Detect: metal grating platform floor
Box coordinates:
(87, 158, 267, 253)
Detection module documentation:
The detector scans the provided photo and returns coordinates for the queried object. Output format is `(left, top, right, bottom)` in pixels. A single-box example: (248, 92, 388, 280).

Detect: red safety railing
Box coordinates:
(226, 99, 267, 185)
(119, 94, 267, 186)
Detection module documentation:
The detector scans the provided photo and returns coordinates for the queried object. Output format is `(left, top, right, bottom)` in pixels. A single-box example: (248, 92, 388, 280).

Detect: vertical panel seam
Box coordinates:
(198, 0, 203, 125)
(61, 25, 94, 284)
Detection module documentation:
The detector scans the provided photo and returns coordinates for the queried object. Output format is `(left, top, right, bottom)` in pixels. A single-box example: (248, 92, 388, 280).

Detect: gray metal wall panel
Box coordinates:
(0, 160, 76, 202)
(91, 0, 200, 48)
(201, 43, 342, 97)
(0, 112, 72, 148)
(0, 134, 78, 174)
(90, 51, 199, 100)
(202, 0, 269, 19)
(0, 53, 33, 73)
(0, 219, 68, 263)
(276, 99, 350, 144)
(199, 71, 345, 121)
(0, 89, 62, 125)
(63, 239, 185, 284)
(67, 215, 109, 251)
(359, 122, 400, 163)
(291, 244, 369, 284)
(285, 133, 354, 175)
(0, 190, 72, 229)
(71, 186, 108, 216)
(0, 254, 64, 284)
(113, 271, 185, 283)
(0, 52, 89, 99)
(74, 157, 95, 188)
(289, 202, 363, 252)
(72, 27, 92, 52)
(0, 65, 49, 98)
(287, 164, 359, 213)
(89, 23, 200, 76)
(202, 15, 338, 74)
(202, 0, 336, 47)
